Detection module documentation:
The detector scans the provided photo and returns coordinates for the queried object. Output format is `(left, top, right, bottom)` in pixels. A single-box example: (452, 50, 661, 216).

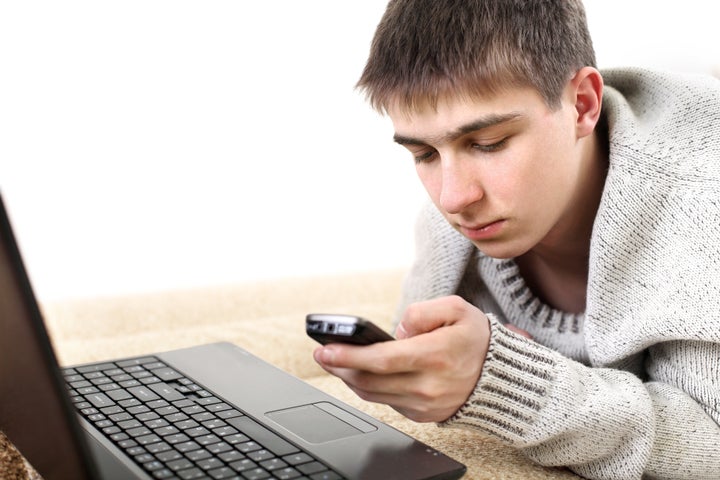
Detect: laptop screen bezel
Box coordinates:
(0, 194, 100, 479)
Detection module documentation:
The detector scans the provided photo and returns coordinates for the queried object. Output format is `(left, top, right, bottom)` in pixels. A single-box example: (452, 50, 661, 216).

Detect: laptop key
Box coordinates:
(297, 462, 328, 475)
(274, 467, 302, 480)
(134, 452, 155, 463)
(196, 457, 223, 471)
(228, 458, 257, 472)
(119, 398, 142, 407)
(140, 376, 162, 385)
(206, 442, 232, 454)
(128, 385, 161, 402)
(143, 460, 164, 472)
(237, 441, 262, 453)
(260, 458, 288, 471)
(118, 419, 143, 430)
(185, 426, 212, 438)
(175, 441, 202, 453)
(224, 433, 250, 445)
(145, 418, 171, 429)
(77, 386, 100, 395)
(310, 472, 342, 480)
(137, 434, 163, 445)
(242, 467, 271, 480)
(186, 448, 212, 462)
(119, 439, 138, 450)
(247, 449, 275, 462)
(166, 457, 194, 472)
(127, 426, 152, 437)
(177, 467, 206, 479)
(117, 357, 157, 368)
(206, 403, 231, 412)
(146, 441, 172, 454)
(106, 389, 133, 403)
(282, 453, 313, 465)
(76, 362, 117, 373)
(207, 466, 235, 479)
(148, 399, 171, 409)
(151, 468, 175, 479)
(218, 450, 244, 463)
(196, 434, 222, 446)
(153, 425, 181, 437)
(152, 367, 184, 381)
(216, 409, 243, 420)
(165, 433, 191, 445)
(155, 449, 183, 463)
(99, 383, 122, 392)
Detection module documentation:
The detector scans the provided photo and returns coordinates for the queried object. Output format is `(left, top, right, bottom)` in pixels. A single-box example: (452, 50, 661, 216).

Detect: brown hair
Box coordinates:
(356, 0, 596, 113)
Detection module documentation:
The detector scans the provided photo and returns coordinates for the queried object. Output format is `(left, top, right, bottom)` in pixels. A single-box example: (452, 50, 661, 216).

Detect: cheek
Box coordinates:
(515, 145, 579, 225)
(492, 145, 563, 218)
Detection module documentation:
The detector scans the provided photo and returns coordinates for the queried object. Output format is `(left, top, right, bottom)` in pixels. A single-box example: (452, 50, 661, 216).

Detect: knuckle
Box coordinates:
(370, 357, 393, 375)
(403, 302, 422, 322)
(349, 371, 380, 393)
(445, 295, 470, 315)
(353, 388, 375, 403)
(407, 379, 444, 404)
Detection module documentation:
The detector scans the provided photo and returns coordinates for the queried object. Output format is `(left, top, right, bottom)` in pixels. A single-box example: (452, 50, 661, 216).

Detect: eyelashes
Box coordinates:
(472, 138, 508, 153)
(411, 137, 509, 164)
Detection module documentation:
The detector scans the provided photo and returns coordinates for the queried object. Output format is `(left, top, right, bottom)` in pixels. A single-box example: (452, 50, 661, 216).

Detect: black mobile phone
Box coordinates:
(305, 313, 394, 346)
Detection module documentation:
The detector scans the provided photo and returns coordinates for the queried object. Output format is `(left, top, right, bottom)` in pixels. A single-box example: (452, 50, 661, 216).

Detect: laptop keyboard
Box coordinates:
(63, 356, 343, 480)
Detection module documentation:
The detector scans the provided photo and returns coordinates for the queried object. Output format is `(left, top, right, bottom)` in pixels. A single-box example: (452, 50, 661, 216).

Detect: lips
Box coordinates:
(457, 219, 505, 241)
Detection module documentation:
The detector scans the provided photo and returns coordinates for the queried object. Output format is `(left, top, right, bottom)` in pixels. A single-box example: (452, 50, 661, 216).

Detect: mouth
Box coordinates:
(457, 219, 506, 241)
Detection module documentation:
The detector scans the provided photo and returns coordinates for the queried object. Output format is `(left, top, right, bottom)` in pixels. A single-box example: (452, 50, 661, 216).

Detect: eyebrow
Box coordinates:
(393, 112, 524, 147)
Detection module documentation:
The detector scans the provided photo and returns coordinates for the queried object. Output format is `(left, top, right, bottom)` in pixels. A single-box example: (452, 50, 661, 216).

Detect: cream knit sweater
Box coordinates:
(396, 68, 720, 480)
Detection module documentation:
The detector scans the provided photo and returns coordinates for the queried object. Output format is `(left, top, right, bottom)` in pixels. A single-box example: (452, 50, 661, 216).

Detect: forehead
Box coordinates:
(388, 87, 547, 139)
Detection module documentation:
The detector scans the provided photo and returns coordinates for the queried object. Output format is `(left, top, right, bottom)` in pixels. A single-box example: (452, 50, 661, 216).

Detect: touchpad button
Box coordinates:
(266, 402, 377, 443)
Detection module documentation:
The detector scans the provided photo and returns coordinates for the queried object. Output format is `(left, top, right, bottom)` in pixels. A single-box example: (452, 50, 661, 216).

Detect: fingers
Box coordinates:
(505, 323, 533, 339)
(397, 295, 475, 339)
(313, 336, 421, 375)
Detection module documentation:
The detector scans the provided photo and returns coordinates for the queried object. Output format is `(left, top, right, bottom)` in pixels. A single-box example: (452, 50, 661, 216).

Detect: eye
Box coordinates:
(471, 137, 508, 153)
(412, 149, 439, 164)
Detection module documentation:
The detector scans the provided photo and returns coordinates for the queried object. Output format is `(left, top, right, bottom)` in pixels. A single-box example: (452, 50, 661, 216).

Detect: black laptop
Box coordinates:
(0, 194, 466, 480)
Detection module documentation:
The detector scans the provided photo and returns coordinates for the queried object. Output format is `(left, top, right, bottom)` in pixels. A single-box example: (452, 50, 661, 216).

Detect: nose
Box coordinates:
(438, 157, 484, 214)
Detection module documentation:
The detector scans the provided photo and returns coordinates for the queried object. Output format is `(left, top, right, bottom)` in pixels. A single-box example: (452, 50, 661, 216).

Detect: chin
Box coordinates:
(472, 240, 530, 260)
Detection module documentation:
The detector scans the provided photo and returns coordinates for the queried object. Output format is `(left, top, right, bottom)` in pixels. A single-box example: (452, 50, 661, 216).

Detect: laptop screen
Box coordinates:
(0, 196, 97, 479)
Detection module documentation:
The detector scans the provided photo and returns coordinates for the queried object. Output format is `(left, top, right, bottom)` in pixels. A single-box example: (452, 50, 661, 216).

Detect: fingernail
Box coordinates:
(314, 347, 332, 364)
(313, 348, 324, 363)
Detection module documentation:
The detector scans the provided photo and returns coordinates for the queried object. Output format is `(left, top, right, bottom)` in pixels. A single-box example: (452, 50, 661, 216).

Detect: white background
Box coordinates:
(1, 1, 718, 301)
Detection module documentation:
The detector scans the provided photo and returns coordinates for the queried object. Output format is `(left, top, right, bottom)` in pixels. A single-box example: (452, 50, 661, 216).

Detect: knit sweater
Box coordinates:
(395, 68, 720, 480)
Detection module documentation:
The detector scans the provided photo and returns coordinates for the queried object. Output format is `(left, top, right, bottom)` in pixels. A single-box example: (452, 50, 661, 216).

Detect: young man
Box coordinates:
(313, 1, 720, 479)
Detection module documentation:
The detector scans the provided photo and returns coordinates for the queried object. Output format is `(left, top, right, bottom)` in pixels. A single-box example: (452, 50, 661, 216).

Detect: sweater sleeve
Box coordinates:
(440, 316, 720, 480)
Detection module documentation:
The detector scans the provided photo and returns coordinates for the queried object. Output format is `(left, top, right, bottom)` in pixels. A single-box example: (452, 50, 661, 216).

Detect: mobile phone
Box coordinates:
(305, 313, 394, 346)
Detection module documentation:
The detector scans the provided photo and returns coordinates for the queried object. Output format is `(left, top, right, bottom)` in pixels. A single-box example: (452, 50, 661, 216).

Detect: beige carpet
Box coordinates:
(1, 269, 581, 479)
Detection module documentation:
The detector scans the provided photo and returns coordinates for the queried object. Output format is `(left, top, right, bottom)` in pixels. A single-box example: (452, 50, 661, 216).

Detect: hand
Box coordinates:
(504, 323, 533, 339)
(312, 295, 491, 422)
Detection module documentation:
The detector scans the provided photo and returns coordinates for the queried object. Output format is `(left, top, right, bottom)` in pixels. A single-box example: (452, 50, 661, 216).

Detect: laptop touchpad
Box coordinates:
(267, 402, 377, 443)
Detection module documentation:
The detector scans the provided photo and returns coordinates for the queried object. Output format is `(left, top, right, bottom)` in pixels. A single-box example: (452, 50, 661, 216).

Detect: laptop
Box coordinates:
(0, 193, 466, 480)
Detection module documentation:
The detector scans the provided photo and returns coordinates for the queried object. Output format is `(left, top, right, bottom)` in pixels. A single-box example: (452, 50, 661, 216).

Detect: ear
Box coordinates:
(569, 66, 603, 138)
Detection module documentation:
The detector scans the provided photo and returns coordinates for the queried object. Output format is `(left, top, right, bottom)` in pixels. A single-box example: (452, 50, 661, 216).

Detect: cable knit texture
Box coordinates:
(395, 68, 720, 480)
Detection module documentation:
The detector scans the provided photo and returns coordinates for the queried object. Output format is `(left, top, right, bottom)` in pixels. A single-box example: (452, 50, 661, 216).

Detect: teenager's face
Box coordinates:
(390, 87, 586, 259)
